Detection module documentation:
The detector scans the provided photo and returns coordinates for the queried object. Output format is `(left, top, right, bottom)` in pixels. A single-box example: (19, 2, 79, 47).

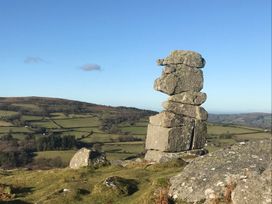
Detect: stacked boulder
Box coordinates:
(145, 50, 208, 162)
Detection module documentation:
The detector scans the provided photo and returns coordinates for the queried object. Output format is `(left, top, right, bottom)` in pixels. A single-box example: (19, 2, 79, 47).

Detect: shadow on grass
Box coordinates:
(0, 200, 32, 204)
(13, 186, 34, 197)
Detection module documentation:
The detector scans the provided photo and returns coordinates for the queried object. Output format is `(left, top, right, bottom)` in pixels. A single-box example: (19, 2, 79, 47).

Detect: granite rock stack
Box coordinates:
(145, 50, 208, 162)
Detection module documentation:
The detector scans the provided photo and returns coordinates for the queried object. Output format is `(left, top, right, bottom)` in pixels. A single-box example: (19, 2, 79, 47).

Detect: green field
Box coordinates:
(35, 150, 77, 165)
(207, 124, 258, 134)
(54, 117, 100, 128)
(81, 133, 122, 143)
(21, 115, 44, 121)
(0, 120, 13, 127)
(120, 126, 147, 135)
(0, 126, 31, 133)
(0, 110, 18, 117)
(31, 120, 60, 128)
(103, 142, 145, 152)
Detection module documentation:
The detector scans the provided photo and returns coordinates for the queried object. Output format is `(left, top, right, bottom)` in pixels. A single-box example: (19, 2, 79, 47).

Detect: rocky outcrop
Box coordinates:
(69, 148, 110, 169)
(145, 50, 208, 162)
(169, 140, 272, 203)
(232, 163, 271, 204)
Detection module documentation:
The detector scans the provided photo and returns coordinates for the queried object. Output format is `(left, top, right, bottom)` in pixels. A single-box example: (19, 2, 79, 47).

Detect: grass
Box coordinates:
(103, 142, 145, 154)
(106, 152, 136, 160)
(50, 112, 68, 119)
(0, 120, 13, 127)
(31, 121, 60, 129)
(0, 127, 31, 133)
(54, 117, 101, 128)
(0, 110, 18, 118)
(120, 126, 147, 135)
(206, 124, 270, 152)
(207, 124, 259, 134)
(21, 115, 44, 121)
(81, 133, 121, 143)
(0, 160, 186, 204)
(73, 127, 103, 133)
(35, 150, 77, 165)
(33, 142, 144, 163)
(234, 132, 271, 141)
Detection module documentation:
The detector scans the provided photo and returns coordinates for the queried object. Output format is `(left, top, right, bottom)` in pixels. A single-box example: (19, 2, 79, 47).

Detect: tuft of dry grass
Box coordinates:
(224, 180, 236, 203)
(155, 188, 169, 204)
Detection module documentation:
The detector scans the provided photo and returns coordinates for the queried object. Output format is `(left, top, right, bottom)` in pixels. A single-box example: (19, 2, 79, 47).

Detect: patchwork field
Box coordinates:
(0, 97, 271, 166)
(0, 97, 271, 204)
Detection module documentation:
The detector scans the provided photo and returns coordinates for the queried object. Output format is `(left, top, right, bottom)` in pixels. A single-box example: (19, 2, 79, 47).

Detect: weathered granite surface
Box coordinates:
(69, 148, 110, 169)
(154, 66, 203, 95)
(169, 140, 271, 203)
(157, 50, 205, 68)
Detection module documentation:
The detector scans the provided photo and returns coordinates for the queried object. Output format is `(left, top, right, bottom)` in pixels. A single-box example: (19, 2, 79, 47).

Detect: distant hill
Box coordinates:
(208, 113, 271, 129)
(0, 96, 270, 129)
(0, 96, 157, 116)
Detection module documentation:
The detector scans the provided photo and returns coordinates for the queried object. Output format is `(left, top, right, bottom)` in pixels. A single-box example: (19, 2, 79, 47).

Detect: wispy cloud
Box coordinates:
(80, 64, 101, 72)
(24, 57, 45, 64)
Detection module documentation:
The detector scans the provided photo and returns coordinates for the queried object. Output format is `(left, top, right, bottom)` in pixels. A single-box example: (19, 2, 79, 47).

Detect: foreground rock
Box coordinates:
(232, 163, 271, 204)
(169, 140, 271, 203)
(69, 148, 110, 169)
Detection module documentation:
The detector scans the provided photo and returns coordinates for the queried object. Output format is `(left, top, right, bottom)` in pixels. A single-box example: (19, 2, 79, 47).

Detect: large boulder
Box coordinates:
(157, 50, 205, 68)
(149, 111, 184, 128)
(169, 140, 271, 203)
(145, 122, 194, 152)
(154, 66, 203, 95)
(168, 91, 207, 105)
(163, 101, 208, 120)
(69, 148, 110, 169)
(146, 118, 207, 153)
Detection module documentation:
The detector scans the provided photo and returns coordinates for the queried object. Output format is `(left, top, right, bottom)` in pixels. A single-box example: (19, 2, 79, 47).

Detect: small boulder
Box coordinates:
(93, 176, 138, 197)
(69, 148, 110, 169)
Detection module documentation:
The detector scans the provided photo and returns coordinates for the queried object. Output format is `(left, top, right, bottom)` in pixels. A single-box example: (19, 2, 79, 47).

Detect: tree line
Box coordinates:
(0, 132, 77, 169)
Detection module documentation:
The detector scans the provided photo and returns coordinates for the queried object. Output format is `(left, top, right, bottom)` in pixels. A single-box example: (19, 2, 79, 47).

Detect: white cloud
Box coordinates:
(24, 57, 45, 64)
(80, 64, 101, 72)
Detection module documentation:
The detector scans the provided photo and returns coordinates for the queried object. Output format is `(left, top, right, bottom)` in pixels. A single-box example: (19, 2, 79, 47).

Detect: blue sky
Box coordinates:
(0, 0, 271, 113)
